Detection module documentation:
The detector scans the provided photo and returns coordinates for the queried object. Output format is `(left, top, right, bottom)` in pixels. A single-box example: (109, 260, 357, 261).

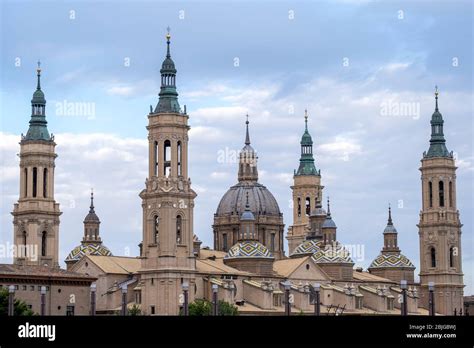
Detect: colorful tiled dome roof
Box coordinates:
(369, 253, 415, 269)
(65, 243, 112, 262)
(225, 241, 273, 259)
(311, 244, 354, 264)
(291, 239, 324, 257)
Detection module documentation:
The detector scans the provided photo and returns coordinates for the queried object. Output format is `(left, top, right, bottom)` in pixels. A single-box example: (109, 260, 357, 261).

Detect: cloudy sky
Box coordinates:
(0, 0, 472, 293)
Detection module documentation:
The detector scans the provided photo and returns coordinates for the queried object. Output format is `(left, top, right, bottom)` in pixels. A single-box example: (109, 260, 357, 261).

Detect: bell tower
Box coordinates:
(139, 30, 197, 315)
(418, 87, 464, 315)
(12, 63, 61, 268)
(287, 110, 323, 254)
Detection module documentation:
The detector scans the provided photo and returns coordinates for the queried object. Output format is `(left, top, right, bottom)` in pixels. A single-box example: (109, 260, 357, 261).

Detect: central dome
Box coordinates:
(216, 181, 281, 217)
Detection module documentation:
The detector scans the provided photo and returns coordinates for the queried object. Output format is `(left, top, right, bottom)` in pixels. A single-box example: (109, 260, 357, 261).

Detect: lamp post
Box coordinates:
(212, 284, 218, 316)
(40, 286, 47, 316)
(90, 283, 97, 316)
(182, 282, 189, 316)
(313, 283, 321, 316)
(400, 280, 408, 316)
(283, 280, 292, 316)
(121, 284, 128, 316)
(8, 285, 15, 316)
(428, 282, 435, 316)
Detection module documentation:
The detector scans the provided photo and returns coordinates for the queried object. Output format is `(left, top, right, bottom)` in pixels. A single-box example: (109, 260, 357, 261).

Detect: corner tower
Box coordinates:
(12, 63, 61, 268)
(139, 31, 197, 315)
(287, 110, 323, 254)
(418, 87, 464, 315)
(368, 205, 415, 283)
(65, 190, 112, 270)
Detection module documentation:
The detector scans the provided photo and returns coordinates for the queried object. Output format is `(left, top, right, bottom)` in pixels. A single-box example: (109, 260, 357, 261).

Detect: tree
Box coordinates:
(128, 304, 141, 316)
(186, 299, 238, 316)
(0, 288, 35, 316)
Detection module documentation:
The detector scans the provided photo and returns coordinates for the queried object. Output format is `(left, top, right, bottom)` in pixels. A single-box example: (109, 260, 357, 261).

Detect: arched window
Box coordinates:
(154, 141, 158, 176)
(297, 198, 301, 217)
(32, 167, 38, 198)
(439, 181, 445, 207)
(164, 140, 171, 177)
(43, 168, 48, 198)
(449, 247, 455, 268)
(154, 215, 159, 244)
(449, 181, 453, 207)
(24, 168, 28, 197)
(428, 182, 433, 208)
(305, 197, 311, 216)
(176, 215, 182, 244)
(41, 231, 47, 257)
(177, 141, 182, 176)
(430, 247, 436, 267)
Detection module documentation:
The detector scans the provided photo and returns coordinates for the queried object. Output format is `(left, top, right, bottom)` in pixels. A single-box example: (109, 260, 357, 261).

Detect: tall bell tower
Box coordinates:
(418, 87, 464, 315)
(12, 63, 61, 268)
(139, 30, 197, 315)
(287, 110, 323, 254)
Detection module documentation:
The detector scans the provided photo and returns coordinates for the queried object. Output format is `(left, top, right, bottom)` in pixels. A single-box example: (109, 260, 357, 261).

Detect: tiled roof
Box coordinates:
(85, 256, 141, 274)
(273, 256, 309, 277)
(352, 271, 394, 283)
(0, 263, 95, 281)
(196, 259, 251, 276)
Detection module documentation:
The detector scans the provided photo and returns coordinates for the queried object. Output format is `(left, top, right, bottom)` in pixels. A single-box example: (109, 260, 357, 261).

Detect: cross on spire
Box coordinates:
(434, 85, 439, 111)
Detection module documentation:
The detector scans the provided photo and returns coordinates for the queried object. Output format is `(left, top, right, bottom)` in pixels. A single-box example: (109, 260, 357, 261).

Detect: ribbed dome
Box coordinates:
(322, 216, 336, 229)
(369, 253, 415, 269)
(32, 89, 45, 103)
(310, 206, 326, 217)
(84, 211, 100, 223)
(160, 57, 176, 73)
(216, 182, 281, 217)
(225, 241, 273, 259)
(65, 243, 112, 262)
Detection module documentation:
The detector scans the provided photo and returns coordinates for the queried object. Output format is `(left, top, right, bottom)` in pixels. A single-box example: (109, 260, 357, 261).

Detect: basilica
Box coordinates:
(0, 32, 465, 316)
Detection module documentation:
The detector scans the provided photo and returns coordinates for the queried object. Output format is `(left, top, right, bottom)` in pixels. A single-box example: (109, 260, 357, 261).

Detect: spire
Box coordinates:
(387, 203, 393, 225)
(383, 203, 397, 234)
(245, 114, 251, 145)
(166, 26, 171, 58)
(83, 189, 101, 243)
(238, 116, 258, 182)
(322, 196, 337, 230)
(382, 203, 399, 252)
(24, 62, 51, 142)
(296, 109, 319, 176)
(155, 28, 180, 113)
(36, 60, 42, 90)
(304, 109, 308, 132)
(89, 188, 95, 214)
(240, 191, 255, 221)
(425, 86, 451, 158)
